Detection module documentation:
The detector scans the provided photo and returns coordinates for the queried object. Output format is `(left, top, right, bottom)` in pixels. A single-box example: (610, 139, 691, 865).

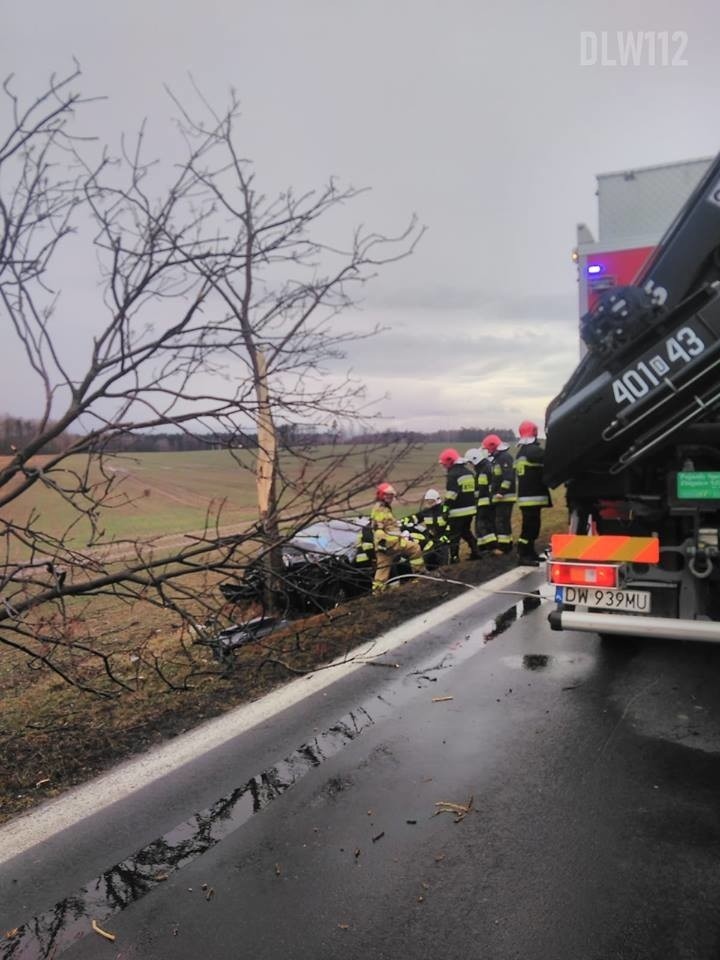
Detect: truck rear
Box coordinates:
(544, 152, 720, 642)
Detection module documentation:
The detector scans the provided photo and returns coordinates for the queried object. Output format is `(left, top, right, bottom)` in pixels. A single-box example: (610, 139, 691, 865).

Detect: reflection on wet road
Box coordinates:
(0, 591, 544, 959)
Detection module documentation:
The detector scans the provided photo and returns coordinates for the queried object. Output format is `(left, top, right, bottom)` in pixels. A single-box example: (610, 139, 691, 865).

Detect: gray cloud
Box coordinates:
(2, 0, 719, 430)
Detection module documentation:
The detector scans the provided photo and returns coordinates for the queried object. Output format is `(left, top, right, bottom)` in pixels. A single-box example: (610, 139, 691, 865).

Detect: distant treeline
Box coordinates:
(0, 415, 515, 456)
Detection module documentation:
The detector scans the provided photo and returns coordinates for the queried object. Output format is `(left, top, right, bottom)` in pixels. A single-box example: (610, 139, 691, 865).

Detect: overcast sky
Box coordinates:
(3, 0, 720, 432)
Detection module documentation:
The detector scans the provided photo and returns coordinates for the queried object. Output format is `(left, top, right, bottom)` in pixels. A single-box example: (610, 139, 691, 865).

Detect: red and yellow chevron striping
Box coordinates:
(550, 534, 660, 563)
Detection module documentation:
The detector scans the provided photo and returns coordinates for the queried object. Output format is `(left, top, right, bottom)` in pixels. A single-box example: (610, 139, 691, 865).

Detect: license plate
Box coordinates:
(555, 585, 652, 613)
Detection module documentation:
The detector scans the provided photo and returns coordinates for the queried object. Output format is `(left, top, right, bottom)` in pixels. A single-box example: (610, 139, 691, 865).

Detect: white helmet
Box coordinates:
(464, 448, 486, 465)
(423, 488, 443, 505)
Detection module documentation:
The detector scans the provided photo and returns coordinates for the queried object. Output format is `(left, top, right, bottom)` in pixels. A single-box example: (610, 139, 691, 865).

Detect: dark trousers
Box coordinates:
(447, 516, 478, 561)
(518, 506, 541, 556)
(475, 505, 497, 549)
(493, 501, 514, 552)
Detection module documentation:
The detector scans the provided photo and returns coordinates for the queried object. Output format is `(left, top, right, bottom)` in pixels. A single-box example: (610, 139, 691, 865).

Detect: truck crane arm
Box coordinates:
(545, 152, 720, 490)
(544, 150, 720, 643)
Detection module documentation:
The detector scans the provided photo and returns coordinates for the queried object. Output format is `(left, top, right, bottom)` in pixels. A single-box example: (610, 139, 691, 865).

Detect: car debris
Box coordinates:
(431, 696, 454, 703)
(195, 616, 291, 664)
(434, 796, 474, 822)
(91, 919, 116, 942)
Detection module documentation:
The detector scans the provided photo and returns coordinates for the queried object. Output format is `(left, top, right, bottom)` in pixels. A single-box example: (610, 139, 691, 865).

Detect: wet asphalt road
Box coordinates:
(3, 570, 720, 959)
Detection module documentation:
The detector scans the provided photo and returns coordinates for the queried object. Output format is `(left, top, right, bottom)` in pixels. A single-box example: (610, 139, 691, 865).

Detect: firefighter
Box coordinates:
(482, 434, 516, 555)
(370, 482, 425, 591)
(438, 448, 480, 562)
(464, 448, 498, 552)
(515, 420, 552, 565)
(402, 488, 451, 569)
(353, 518, 377, 588)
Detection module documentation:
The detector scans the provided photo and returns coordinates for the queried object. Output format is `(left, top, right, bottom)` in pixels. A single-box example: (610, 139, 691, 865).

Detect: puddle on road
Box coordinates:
(1, 591, 545, 959)
(0, 709, 374, 960)
(501, 651, 596, 677)
(523, 654, 552, 670)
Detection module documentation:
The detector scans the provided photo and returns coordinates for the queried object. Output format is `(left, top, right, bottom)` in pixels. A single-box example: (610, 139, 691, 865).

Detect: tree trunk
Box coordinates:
(255, 351, 284, 614)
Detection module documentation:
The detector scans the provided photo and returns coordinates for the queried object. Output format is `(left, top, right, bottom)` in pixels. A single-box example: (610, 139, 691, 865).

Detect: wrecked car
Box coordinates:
(219, 517, 373, 615)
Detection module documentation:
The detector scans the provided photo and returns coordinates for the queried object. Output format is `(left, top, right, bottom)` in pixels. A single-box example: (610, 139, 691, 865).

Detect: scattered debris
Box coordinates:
(153, 873, 168, 882)
(406, 819, 417, 825)
(434, 853, 445, 862)
(434, 796, 474, 822)
(91, 919, 116, 942)
(205, 887, 215, 901)
(338, 923, 351, 930)
(4, 928, 20, 940)
(562, 684, 582, 691)
(35, 778, 50, 788)
(364, 661, 400, 669)
(275, 863, 282, 877)
(201, 883, 208, 891)
(372, 831, 385, 843)
(354, 848, 361, 858)
(432, 696, 454, 703)
(367, 809, 373, 816)
(417, 895, 425, 902)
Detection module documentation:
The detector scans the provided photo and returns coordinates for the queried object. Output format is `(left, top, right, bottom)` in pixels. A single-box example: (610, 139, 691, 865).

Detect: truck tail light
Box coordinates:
(548, 562, 619, 589)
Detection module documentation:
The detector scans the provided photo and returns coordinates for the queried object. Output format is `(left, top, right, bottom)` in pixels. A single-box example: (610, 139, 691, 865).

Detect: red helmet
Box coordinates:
(482, 434, 502, 454)
(518, 420, 539, 439)
(438, 448, 460, 468)
(376, 482, 396, 502)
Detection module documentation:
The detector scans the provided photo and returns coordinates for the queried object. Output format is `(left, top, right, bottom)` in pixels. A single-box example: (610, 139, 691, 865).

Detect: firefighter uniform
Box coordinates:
(489, 446, 516, 553)
(474, 458, 498, 551)
(353, 522, 377, 585)
(402, 503, 451, 569)
(370, 499, 425, 591)
(515, 438, 551, 562)
(443, 462, 480, 562)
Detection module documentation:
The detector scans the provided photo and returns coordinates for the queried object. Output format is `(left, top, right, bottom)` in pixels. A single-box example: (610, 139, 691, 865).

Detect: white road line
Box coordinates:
(0, 568, 536, 863)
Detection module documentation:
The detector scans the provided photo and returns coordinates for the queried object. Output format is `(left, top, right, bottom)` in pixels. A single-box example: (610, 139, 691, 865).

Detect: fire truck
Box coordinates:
(544, 152, 720, 642)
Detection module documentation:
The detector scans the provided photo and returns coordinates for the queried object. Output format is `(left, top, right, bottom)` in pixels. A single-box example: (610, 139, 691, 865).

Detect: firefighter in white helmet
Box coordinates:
(370, 482, 425, 591)
(402, 488, 451, 568)
(464, 448, 498, 552)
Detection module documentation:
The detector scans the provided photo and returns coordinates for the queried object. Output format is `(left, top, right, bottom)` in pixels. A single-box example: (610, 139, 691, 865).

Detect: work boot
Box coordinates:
(517, 556, 540, 567)
(516, 548, 539, 567)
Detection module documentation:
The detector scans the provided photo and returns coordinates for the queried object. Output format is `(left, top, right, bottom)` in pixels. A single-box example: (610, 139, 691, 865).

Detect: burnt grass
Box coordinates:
(0, 553, 519, 826)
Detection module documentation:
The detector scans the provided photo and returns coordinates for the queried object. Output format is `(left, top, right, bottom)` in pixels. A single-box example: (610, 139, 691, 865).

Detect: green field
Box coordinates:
(1, 443, 567, 555)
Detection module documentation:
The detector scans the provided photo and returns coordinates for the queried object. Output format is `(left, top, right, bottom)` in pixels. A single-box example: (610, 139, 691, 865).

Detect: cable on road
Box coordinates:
(384, 571, 547, 601)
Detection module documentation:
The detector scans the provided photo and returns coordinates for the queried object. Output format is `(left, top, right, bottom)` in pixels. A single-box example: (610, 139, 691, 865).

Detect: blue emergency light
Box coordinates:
(587, 263, 604, 276)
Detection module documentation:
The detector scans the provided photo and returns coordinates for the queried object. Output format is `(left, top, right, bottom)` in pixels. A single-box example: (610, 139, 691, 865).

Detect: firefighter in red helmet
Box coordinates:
(515, 420, 551, 565)
(482, 433, 516, 554)
(370, 482, 425, 591)
(438, 448, 479, 562)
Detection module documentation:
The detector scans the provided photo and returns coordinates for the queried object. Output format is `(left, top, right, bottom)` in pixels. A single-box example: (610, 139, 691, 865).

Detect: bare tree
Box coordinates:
(0, 67, 425, 694)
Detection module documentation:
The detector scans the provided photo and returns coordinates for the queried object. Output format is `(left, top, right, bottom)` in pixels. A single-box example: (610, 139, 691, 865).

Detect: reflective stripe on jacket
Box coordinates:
(489, 449, 516, 502)
(370, 501, 403, 550)
(443, 462, 477, 518)
(515, 439, 551, 508)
